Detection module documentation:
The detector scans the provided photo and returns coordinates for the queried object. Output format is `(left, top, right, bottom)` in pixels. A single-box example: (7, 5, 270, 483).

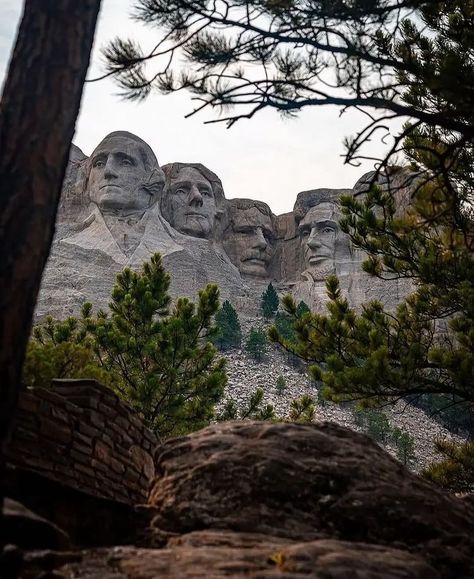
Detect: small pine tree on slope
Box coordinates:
(213, 300, 242, 350)
(261, 283, 279, 319)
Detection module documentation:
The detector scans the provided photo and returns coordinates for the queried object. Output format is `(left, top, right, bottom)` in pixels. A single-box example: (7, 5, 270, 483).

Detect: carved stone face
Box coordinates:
(225, 206, 275, 277)
(298, 203, 340, 279)
(87, 134, 157, 216)
(164, 167, 217, 238)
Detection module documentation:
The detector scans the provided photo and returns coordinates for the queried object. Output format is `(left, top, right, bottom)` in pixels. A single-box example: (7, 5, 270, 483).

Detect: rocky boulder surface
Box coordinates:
(16, 421, 474, 578)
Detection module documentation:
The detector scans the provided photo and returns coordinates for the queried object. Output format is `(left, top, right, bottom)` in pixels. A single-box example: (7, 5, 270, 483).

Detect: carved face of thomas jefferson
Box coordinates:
(163, 166, 218, 238)
(298, 203, 340, 279)
(87, 132, 163, 216)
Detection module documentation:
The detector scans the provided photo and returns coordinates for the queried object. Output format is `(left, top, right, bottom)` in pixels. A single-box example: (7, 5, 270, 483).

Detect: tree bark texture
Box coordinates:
(0, 0, 101, 447)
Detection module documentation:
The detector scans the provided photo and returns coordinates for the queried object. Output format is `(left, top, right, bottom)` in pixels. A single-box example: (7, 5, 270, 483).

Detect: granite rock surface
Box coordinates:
(37, 132, 415, 318)
(15, 421, 474, 579)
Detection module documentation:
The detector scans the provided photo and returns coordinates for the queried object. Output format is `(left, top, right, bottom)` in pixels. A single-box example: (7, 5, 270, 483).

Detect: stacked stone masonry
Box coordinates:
(5, 379, 157, 505)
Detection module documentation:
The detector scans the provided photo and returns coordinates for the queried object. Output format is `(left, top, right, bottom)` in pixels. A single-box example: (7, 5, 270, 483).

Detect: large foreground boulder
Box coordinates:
(15, 421, 474, 578)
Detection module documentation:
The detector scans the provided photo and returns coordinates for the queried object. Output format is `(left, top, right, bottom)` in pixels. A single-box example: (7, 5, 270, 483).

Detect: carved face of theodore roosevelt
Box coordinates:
(86, 132, 163, 216)
(224, 201, 275, 277)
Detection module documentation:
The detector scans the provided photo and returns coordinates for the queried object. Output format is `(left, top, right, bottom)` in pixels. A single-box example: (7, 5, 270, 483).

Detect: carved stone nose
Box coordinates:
(188, 186, 203, 206)
(307, 232, 321, 248)
(104, 158, 118, 179)
(253, 228, 267, 250)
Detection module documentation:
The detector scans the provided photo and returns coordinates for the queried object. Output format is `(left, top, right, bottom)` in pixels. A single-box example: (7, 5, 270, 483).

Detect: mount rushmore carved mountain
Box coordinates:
(36, 131, 413, 319)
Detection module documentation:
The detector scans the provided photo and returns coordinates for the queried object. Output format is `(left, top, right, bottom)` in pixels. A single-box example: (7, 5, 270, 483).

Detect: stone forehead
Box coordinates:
(294, 189, 352, 223)
(299, 203, 340, 226)
(169, 166, 212, 184)
(352, 170, 388, 196)
(162, 162, 225, 206)
(90, 131, 159, 168)
(228, 198, 274, 218)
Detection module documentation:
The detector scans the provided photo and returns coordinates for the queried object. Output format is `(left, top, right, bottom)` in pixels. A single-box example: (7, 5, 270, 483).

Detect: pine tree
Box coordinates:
(267, 4, 474, 418)
(296, 301, 310, 317)
(366, 411, 392, 444)
(26, 253, 227, 439)
(218, 388, 276, 421)
(245, 327, 267, 362)
(213, 300, 242, 351)
(422, 440, 474, 493)
(289, 395, 316, 423)
(274, 311, 294, 341)
(261, 283, 279, 319)
(391, 428, 416, 466)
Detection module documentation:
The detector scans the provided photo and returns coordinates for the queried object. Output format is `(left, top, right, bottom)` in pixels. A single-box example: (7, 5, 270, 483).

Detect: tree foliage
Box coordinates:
(422, 439, 474, 493)
(218, 387, 276, 421)
(289, 394, 316, 423)
(101, 1, 474, 168)
(23, 316, 112, 390)
(274, 311, 294, 341)
(354, 408, 392, 443)
(104, 0, 474, 424)
(275, 374, 286, 395)
(353, 407, 416, 464)
(26, 253, 226, 439)
(213, 300, 242, 350)
(246, 327, 268, 361)
(391, 427, 416, 465)
(261, 283, 279, 319)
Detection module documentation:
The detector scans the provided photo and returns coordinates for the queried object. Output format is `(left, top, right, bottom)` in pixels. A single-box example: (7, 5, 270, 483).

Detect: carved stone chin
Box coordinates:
(302, 262, 336, 283)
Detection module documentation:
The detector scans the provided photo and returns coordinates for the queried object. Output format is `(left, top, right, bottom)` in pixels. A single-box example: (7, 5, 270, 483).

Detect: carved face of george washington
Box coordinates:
(86, 132, 164, 216)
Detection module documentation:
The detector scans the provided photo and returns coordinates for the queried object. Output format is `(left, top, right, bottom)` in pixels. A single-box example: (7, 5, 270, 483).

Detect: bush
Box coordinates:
(275, 375, 286, 395)
(289, 394, 316, 423)
(422, 439, 474, 493)
(218, 388, 276, 421)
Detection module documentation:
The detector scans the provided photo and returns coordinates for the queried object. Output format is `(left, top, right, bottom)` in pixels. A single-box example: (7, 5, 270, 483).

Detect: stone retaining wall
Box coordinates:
(5, 379, 158, 505)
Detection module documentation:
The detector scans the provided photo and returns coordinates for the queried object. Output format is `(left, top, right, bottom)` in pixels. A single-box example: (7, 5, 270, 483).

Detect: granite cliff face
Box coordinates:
(36, 131, 413, 318)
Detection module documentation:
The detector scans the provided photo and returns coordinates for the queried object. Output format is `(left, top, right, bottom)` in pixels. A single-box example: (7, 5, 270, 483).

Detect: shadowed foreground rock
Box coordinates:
(17, 421, 474, 578)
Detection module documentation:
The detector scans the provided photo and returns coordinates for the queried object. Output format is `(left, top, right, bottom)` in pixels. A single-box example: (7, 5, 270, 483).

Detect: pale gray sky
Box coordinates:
(1, 0, 400, 215)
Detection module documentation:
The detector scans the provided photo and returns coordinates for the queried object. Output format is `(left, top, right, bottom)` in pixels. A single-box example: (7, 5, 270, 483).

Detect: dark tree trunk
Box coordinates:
(0, 0, 101, 514)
